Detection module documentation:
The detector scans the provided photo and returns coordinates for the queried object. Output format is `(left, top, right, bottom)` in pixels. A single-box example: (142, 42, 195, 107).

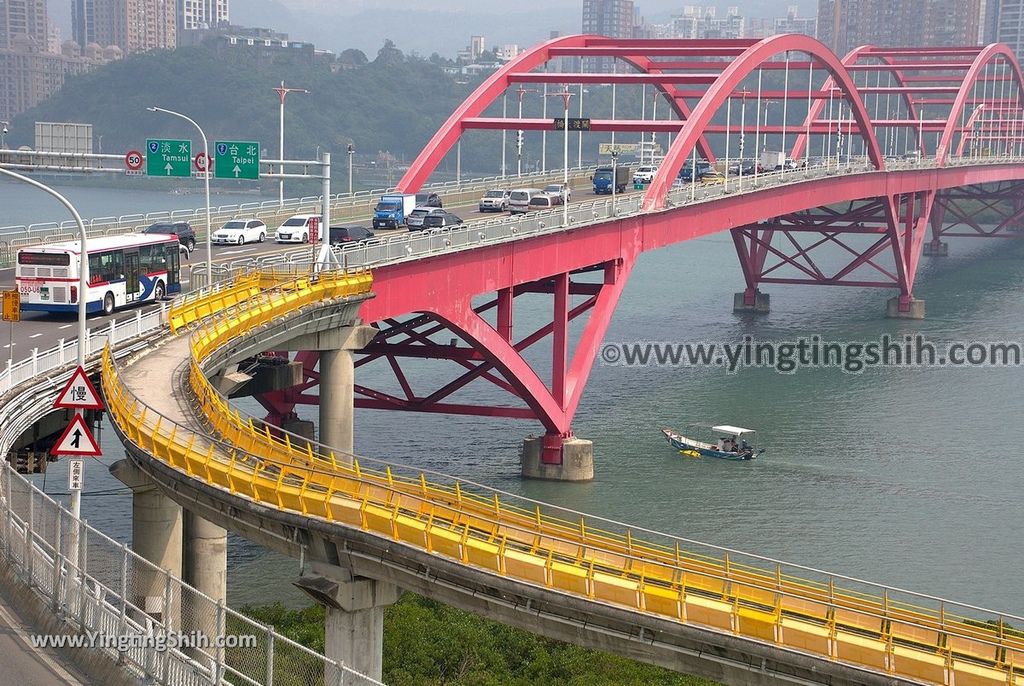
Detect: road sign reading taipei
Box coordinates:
(50, 414, 102, 457)
(214, 141, 260, 180)
(146, 138, 192, 177)
(53, 366, 104, 410)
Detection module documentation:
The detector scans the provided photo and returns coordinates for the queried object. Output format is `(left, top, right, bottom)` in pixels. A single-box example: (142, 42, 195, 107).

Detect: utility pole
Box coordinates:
(273, 81, 309, 207)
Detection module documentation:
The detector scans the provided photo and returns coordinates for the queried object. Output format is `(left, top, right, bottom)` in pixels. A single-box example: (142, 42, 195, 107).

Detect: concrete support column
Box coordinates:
(923, 241, 948, 256)
(887, 296, 926, 319)
(319, 347, 355, 457)
(294, 563, 401, 682)
(183, 511, 227, 639)
(109, 459, 182, 625)
(733, 288, 770, 314)
(313, 326, 376, 459)
(521, 434, 594, 481)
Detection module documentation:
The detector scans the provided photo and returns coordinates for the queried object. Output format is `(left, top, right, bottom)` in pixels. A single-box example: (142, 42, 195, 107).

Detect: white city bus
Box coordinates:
(16, 234, 183, 315)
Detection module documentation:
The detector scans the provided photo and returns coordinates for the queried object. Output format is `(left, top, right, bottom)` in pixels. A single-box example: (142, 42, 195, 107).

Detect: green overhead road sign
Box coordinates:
(146, 139, 192, 177)
(214, 141, 260, 180)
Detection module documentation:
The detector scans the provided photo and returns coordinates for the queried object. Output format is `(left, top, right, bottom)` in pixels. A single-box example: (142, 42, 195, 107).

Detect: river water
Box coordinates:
(7, 181, 1022, 616)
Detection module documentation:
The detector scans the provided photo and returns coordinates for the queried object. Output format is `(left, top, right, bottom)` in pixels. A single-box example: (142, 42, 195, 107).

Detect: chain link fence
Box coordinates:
(0, 463, 383, 686)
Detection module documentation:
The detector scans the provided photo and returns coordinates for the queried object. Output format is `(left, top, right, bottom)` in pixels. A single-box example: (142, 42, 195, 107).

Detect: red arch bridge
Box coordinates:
(252, 34, 1024, 480)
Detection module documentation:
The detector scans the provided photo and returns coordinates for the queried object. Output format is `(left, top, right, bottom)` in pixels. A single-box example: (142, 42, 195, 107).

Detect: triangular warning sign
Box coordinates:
(54, 366, 104, 410)
(50, 414, 102, 457)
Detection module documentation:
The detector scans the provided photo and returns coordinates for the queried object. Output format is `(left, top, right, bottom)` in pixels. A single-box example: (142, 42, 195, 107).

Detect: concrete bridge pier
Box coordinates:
(733, 288, 770, 314)
(923, 240, 949, 256)
(183, 510, 227, 638)
(285, 325, 376, 461)
(294, 562, 401, 682)
(887, 296, 926, 319)
(109, 459, 182, 626)
(521, 434, 594, 481)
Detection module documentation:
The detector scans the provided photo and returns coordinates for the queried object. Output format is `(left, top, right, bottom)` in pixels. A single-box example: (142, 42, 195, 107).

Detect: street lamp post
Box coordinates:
(147, 106, 212, 288)
(347, 143, 355, 195)
(549, 87, 573, 227)
(272, 81, 309, 207)
(0, 121, 8, 148)
(610, 149, 618, 214)
(0, 167, 89, 528)
(516, 85, 538, 178)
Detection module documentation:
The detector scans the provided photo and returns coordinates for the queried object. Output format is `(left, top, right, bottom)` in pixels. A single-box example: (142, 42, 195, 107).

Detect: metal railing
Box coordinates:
(0, 166, 599, 268)
(100, 269, 1024, 686)
(189, 153, 1022, 289)
(0, 462, 383, 686)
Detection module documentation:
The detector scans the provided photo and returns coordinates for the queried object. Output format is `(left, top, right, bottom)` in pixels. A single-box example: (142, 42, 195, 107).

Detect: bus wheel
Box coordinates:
(154, 281, 165, 300)
(102, 292, 114, 315)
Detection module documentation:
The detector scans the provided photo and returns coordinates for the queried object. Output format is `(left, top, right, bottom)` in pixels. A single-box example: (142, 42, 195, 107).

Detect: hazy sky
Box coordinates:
(47, 1, 817, 57)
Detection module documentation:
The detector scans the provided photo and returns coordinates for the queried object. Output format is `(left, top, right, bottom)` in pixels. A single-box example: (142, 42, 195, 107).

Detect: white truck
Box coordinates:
(760, 151, 786, 171)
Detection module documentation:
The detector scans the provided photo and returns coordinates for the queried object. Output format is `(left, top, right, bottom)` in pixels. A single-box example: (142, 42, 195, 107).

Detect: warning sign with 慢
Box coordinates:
(54, 366, 104, 410)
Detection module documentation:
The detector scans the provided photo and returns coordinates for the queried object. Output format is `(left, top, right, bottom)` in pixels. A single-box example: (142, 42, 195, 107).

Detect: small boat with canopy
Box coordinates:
(661, 425, 763, 461)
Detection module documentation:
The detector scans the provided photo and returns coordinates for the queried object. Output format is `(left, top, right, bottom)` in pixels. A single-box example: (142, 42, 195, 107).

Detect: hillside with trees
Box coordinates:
(8, 39, 479, 174)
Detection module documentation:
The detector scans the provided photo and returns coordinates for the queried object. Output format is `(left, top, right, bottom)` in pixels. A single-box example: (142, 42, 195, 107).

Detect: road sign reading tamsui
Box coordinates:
(214, 141, 260, 180)
(51, 414, 102, 457)
(54, 366, 104, 410)
(146, 138, 192, 177)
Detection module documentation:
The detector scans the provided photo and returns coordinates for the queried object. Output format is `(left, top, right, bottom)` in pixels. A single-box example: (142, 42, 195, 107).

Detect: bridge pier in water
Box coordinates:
(295, 562, 400, 682)
(521, 434, 594, 481)
(733, 288, 771, 314)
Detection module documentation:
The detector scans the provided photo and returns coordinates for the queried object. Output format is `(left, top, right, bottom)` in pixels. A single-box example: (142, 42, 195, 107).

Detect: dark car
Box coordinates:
(415, 192, 443, 208)
(143, 221, 196, 252)
(328, 225, 375, 245)
(421, 211, 463, 229)
(677, 161, 714, 183)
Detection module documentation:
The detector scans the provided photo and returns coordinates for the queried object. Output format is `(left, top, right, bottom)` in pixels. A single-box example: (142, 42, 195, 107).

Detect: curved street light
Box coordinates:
(146, 106, 212, 287)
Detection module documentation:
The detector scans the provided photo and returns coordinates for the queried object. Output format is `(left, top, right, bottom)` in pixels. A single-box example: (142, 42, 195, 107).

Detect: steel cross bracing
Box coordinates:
(253, 36, 1024, 467)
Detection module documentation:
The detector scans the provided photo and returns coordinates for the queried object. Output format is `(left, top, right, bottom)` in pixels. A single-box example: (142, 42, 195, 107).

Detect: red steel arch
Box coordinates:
(935, 44, 1024, 165)
(643, 34, 885, 210)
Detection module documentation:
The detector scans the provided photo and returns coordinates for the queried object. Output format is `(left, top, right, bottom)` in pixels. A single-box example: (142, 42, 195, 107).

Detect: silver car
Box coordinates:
(407, 206, 445, 230)
(479, 189, 510, 212)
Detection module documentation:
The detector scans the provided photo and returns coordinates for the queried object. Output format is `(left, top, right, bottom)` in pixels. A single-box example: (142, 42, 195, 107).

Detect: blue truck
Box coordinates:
(372, 193, 417, 229)
(592, 166, 630, 194)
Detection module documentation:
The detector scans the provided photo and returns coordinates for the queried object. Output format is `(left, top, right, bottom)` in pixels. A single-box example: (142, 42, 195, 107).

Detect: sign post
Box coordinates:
(2, 289, 18, 365)
(146, 138, 192, 177)
(214, 141, 260, 180)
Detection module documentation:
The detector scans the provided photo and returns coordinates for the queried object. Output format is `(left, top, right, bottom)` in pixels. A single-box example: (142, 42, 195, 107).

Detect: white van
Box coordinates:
(508, 188, 543, 215)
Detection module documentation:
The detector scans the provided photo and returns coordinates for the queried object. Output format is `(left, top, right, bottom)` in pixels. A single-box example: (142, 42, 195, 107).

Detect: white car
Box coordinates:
(633, 166, 658, 184)
(478, 189, 510, 212)
(275, 214, 322, 243)
(212, 218, 268, 245)
(543, 183, 572, 203)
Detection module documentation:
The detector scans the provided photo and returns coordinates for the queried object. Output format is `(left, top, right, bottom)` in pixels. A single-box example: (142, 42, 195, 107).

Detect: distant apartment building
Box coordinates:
(494, 44, 521, 61)
(582, 0, 634, 71)
(1, 0, 112, 124)
(664, 6, 743, 40)
(992, 0, 1024, 57)
(0, 0, 48, 50)
(72, 0, 175, 53)
(774, 6, 816, 37)
(178, 0, 229, 32)
(817, 0, 984, 55)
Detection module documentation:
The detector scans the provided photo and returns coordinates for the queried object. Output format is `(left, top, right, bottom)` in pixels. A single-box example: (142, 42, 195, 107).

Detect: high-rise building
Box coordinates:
(0, 0, 48, 51)
(179, 0, 229, 32)
(993, 0, 1024, 57)
(582, 0, 634, 72)
(72, 0, 175, 53)
(774, 6, 816, 37)
(817, 0, 984, 55)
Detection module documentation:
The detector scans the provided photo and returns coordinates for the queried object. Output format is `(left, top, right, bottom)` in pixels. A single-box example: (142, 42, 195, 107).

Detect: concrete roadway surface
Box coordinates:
(0, 183, 642, 358)
(0, 585, 85, 685)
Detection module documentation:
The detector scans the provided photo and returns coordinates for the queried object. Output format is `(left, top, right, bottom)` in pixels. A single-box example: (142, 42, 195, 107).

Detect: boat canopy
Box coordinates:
(712, 425, 755, 436)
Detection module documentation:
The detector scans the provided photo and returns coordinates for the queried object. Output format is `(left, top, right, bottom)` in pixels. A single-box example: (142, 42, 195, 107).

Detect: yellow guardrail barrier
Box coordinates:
(101, 272, 1023, 686)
